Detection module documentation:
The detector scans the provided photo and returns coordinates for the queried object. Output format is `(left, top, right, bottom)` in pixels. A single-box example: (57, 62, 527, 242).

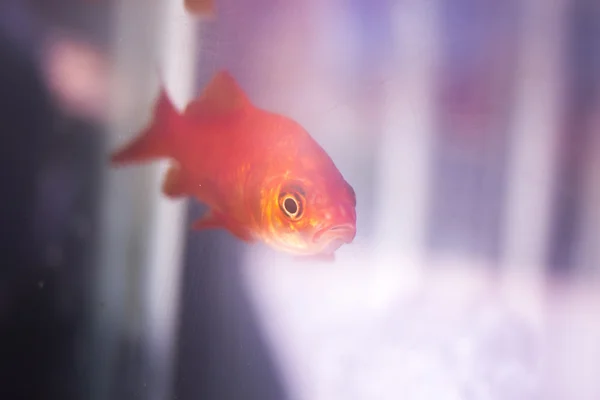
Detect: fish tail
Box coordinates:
(110, 84, 179, 165)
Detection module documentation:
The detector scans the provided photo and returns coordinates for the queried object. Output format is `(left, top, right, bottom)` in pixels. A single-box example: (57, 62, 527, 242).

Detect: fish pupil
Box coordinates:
(284, 197, 298, 215)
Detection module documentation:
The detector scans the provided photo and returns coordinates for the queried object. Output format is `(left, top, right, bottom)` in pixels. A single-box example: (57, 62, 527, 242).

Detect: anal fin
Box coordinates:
(192, 210, 255, 243)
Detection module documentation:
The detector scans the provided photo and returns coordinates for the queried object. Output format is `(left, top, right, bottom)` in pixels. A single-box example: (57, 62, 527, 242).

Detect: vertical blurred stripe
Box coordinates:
(91, 0, 159, 397)
(576, 1, 600, 273)
(501, 0, 567, 274)
(372, 0, 438, 262)
(142, 1, 197, 400)
(91, 0, 195, 399)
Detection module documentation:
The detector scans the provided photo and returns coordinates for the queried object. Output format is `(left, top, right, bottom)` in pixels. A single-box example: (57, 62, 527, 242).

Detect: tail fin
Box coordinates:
(110, 84, 179, 165)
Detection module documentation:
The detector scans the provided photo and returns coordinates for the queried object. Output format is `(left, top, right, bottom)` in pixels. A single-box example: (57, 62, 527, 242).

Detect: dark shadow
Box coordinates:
(0, 26, 103, 400)
(172, 203, 289, 400)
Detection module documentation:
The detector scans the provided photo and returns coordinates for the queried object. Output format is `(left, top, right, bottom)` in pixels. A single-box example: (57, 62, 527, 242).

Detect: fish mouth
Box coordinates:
(313, 223, 356, 250)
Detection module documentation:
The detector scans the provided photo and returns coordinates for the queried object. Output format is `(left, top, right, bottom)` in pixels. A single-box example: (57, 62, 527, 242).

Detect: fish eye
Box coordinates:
(278, 185, 305, 221)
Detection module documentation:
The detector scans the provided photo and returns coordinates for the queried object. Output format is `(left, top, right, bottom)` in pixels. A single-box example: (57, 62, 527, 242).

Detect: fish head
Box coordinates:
(260, 171, 357, 256)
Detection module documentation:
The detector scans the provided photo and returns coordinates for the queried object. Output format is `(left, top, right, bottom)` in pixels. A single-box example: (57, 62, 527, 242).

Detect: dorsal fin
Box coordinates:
(185, 70, 253, 117)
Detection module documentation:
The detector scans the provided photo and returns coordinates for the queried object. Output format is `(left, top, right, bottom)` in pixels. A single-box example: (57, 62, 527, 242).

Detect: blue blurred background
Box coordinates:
(0, 0, 599, 399)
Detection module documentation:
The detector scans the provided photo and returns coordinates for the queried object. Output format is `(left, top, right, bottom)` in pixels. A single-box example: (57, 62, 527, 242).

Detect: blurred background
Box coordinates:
(0, 0, 599, 399)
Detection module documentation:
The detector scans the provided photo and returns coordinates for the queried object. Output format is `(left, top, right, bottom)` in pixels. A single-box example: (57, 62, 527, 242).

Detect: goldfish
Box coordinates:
(110, 70, 357, 259)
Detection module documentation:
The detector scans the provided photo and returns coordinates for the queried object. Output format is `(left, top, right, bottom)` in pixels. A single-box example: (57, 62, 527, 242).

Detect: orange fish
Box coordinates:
(110, 70, 357, 259)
